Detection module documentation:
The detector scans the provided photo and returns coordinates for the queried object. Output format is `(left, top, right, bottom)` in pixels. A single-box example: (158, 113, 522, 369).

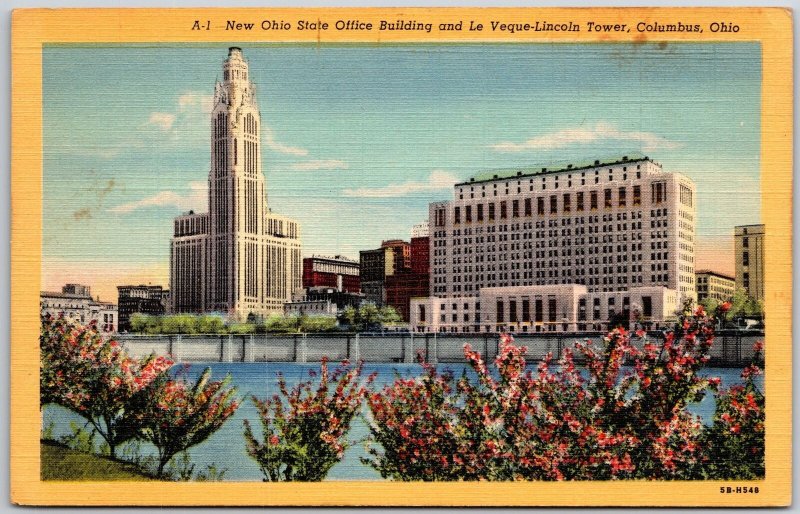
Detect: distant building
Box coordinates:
(302, 255, 360, 293)
(284, 286, 364, 317)
(40, 284, 117, 333)
(411, 221, 430, 238)
(734, 224, 765, 301)
(359, 240, 410, 306)
(385, 235, 431, 321)
(117, 285, 169, 332)
(695, 270, 736, 303)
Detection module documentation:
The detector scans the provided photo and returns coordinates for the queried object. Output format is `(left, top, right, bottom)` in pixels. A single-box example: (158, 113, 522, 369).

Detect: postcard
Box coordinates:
(10, 7, 792, 507)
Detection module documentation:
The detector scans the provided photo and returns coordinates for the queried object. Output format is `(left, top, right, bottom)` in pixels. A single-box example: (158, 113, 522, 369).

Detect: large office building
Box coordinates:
(41, 284, 118, 333)
(170, 47, 302, 319)
(695, 270, 736, 303)
(412, 155, 696, 333)
(734, 224, 765, 301)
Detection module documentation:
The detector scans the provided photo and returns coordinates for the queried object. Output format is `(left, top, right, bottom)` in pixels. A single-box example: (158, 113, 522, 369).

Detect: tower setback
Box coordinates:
(170, 47, 302, 318)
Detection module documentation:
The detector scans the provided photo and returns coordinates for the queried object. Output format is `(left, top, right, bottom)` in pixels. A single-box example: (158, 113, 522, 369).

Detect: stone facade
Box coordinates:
(170, 48, 302, 319)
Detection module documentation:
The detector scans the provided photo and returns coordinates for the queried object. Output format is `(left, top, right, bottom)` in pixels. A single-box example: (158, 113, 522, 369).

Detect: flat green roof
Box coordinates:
(457, 153, 651, 186)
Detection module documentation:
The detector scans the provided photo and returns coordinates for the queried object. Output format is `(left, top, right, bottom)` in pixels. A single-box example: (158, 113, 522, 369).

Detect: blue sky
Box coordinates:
(43, 43, 761, 301)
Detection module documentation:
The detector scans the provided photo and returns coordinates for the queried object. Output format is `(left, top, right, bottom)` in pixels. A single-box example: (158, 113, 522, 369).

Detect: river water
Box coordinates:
(42, 363, 760, 481)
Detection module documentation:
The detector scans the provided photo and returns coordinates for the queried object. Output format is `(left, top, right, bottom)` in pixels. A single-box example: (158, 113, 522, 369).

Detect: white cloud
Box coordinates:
(288, 159, 348, 171)
(343, 169, 458, 198)
(491, 122, 680, 152)
(178, 92, 214, 114)
(146, 112, 176, 131)
(109, 181, 207, 214)
(262, 125, 308, 156)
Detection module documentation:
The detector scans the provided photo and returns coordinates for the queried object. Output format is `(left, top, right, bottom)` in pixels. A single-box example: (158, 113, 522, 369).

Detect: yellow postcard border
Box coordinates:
(10, 7, 793, 506)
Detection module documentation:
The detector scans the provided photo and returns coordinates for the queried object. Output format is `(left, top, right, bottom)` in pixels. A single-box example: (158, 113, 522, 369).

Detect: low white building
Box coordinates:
(40, 284, 118, 333)
(410, 285, 679, 333)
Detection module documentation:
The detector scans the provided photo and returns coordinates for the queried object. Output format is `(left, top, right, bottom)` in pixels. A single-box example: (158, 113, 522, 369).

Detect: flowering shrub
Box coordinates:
(244, 358, 375, 481)
(702, 340, 765, 479)
(365, 306, 760, 480)
(40, 314, 173, 457)
(139, 368, 240, 477)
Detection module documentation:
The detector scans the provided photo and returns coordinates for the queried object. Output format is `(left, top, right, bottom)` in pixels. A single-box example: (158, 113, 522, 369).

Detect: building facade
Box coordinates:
(411, 285, 678, 333)
(412, 155, 695, 333)
(117, 284, 169, 332)
(302, 255, 360, 293)
(359, 240, 410, 306)
(41, 284, 118, 333)
(734, 224, 765, 301)
(695, 270, 736, 303)
(170, 47, 302, 319)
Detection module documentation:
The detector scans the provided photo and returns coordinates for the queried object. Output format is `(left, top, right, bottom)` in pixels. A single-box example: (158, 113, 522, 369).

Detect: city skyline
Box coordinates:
(42, 43, 761, 302)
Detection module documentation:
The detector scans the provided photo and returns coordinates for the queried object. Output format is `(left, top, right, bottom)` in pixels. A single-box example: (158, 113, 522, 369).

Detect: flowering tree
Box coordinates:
(139, 368, 240, 477)
(365, 305, 758, 481)
(244, 358, 375, 481)
(40, 314, 173, 457)
(702, 340, 765, 479)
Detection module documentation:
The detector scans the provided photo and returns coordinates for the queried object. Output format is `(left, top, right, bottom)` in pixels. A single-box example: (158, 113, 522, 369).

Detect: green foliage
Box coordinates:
(299, 315, 337, 333)
(127, 312, 340, 334)
(139, 368, 239, 477)
(338, 304, 402, 331)
(244, 359, 374, 481)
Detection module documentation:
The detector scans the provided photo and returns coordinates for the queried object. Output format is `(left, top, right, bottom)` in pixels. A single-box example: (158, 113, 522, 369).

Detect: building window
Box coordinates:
(642, 296, 652, 318)
(466, 205, 472, 222)
(743, 272, 750, 289)
(548, 296, 557, 323)
(454, 206, 461, 224)
(633, 185, 641, 206)
(522, 299, 530, 322)
(512, 200, 519, 218)
(489, 203, 495, 221)
(604, 188, 612, 208)
(500, 201, 507, 219)
(619, 187, 627, 207)
(577, 192, 584, 211)
(435, 208, 446, 226)
(563, 193, 571, 213)
(524, 198, 532, 216)
(509, 300, 517, 322)
(578, 298, 586, 321)
(537, 197, 545, 215)
(535, 298, 543, 323)
(497, 300, 504, 323)
(477, 203, 484, 221)
(743, 251, 749, 266)
(743, 236, 749, 248)
(550, 195, 557, 214)
(419, 305, 426, 322)
(590, 191, 598, 210)
(652, 181, 667, 204)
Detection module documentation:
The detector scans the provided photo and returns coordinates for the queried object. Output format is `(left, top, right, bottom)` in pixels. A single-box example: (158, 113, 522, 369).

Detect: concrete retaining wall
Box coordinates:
(116, 331, 764, 367)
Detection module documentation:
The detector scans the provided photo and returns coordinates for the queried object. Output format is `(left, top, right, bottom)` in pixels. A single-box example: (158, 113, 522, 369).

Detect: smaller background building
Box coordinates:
(41, 284, 117, 333)
(734, 224, 765, 301)
(117, 285, 169, 332)
(695, 270, 736, 303)
(302, 255, 360, 293)
(360, 240, 410, 306)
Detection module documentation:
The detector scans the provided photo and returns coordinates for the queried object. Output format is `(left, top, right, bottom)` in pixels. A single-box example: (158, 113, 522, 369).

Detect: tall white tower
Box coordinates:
(171, 47, 302, 318)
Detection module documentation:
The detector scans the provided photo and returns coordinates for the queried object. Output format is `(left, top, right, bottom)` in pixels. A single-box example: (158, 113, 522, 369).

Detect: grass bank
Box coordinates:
(40, 440, 153, 481)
